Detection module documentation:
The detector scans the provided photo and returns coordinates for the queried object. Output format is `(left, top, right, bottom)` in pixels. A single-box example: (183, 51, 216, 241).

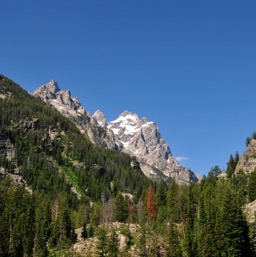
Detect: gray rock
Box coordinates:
(235, 139, 256, 175)
(33, 81, 117, 150)
(92, 110, 107, 128)
(0, 133, 16, 161)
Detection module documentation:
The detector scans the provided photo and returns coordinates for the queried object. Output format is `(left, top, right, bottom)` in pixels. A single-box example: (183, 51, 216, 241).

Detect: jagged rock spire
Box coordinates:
(34, 80, 60, 96)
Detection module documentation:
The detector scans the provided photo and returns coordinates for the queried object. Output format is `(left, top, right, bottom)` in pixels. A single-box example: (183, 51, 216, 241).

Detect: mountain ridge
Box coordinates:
(33, 80, 201, 184)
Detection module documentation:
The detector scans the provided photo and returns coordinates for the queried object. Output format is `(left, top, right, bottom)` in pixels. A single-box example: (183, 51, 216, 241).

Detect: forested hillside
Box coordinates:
(1, 75, 256, 256)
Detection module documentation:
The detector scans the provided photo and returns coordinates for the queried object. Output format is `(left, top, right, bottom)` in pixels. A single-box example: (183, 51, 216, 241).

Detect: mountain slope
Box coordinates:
(34, 81, 200, 184)
(0, 75, 150, 201)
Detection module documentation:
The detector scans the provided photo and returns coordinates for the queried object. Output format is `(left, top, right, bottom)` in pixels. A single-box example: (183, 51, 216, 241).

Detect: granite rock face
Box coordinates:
(33, 81, 200, 184)
(33, 80, 88, 122)
(235, 139, 256, 175)
(92, 110, 107, 128)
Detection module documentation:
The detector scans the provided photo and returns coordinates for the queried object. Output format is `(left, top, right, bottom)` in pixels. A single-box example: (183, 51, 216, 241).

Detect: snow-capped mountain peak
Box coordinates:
(106, 110, 200, 183)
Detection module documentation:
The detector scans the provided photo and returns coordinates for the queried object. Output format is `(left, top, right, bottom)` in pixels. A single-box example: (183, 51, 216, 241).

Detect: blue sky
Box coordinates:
(1, 0, 256, 175)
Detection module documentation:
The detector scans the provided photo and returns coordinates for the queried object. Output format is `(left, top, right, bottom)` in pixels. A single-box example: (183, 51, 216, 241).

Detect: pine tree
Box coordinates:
(184, 184, 198, 257)
(87, 223, 94, 238)
(156, 180, 167, 206)
(114, 193, 129, 222)
(248, 171, 256, 202)
(106, 229, 119, 257)
(166, 218, 182, 257)
(34, 198, 51, 257)
(166, 180, 180, 222)
(208, 165, 222, 177)
(226, 152, 239, 178)
(220, 185, 252, 256)
(97, 227, 108, 257)
(81, 221, 88, 239)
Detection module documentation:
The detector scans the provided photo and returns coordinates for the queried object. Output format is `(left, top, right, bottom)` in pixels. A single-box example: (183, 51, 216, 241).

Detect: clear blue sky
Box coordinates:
(1, 0, 256, 175)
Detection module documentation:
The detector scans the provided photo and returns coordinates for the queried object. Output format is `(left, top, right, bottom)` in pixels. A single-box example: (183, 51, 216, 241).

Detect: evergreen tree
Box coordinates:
(114, 193, 129, 222)
(248, 171, 256, 202)
(87, 223, 94, 238)
(220, 185, 251, 256)
(156, 180, 167, 206)
(106, 229, 119, 257)
(184, 184, 198, 257)
(166, 218, 182, 257)
(166, 180, 180, 222)
(226, 152, 239, 178)
(81, 221, 88, 239)
(97, 227, 108, 257)
(34, 198, 51, 257)
(208, 165, 222, 177)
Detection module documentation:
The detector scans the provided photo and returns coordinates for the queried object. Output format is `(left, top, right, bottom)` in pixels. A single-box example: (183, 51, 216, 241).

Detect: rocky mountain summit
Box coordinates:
(33, 80, 117, 150)
(33, 81, 200, 184)
(33, 80, 89, 123)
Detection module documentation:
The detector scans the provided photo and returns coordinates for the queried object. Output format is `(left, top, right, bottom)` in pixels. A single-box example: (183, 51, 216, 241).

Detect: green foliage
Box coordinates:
(166, 218, 182, 257)
(81, 221, 88, 239)
(166, 180, 181, 222)
(219, 184, 251, 256)
(106, 229, 119, 257)
(226, 152, 239, 178)
(208, 165, 222, 177)
(248, 170, 256, 202)
(156, 180, 168, 206)
(97, 227, 108, 257)
(34, 197, 51, 257)
(87, 223, 94, 238)
(114, 193, 129, 222)
(0, 179, 35, 257)
(120, 224, 133, 249)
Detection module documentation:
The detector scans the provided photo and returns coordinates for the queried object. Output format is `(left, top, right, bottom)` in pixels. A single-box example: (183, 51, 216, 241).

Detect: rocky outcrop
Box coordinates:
(0, 79, 12, 99)
(235, 139, 256, 175)
(243, 200, 256, 223)
(18, 118, 39, 132)
(0, 133, 15, 161)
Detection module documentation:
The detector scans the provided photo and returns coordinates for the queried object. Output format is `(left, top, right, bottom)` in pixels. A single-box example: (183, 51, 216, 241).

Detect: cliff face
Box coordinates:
(235, 139, 256, 175)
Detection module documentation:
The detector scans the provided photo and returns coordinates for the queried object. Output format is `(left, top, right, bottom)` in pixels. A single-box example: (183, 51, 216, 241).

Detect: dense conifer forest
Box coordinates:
(1, 75, 256, 256)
